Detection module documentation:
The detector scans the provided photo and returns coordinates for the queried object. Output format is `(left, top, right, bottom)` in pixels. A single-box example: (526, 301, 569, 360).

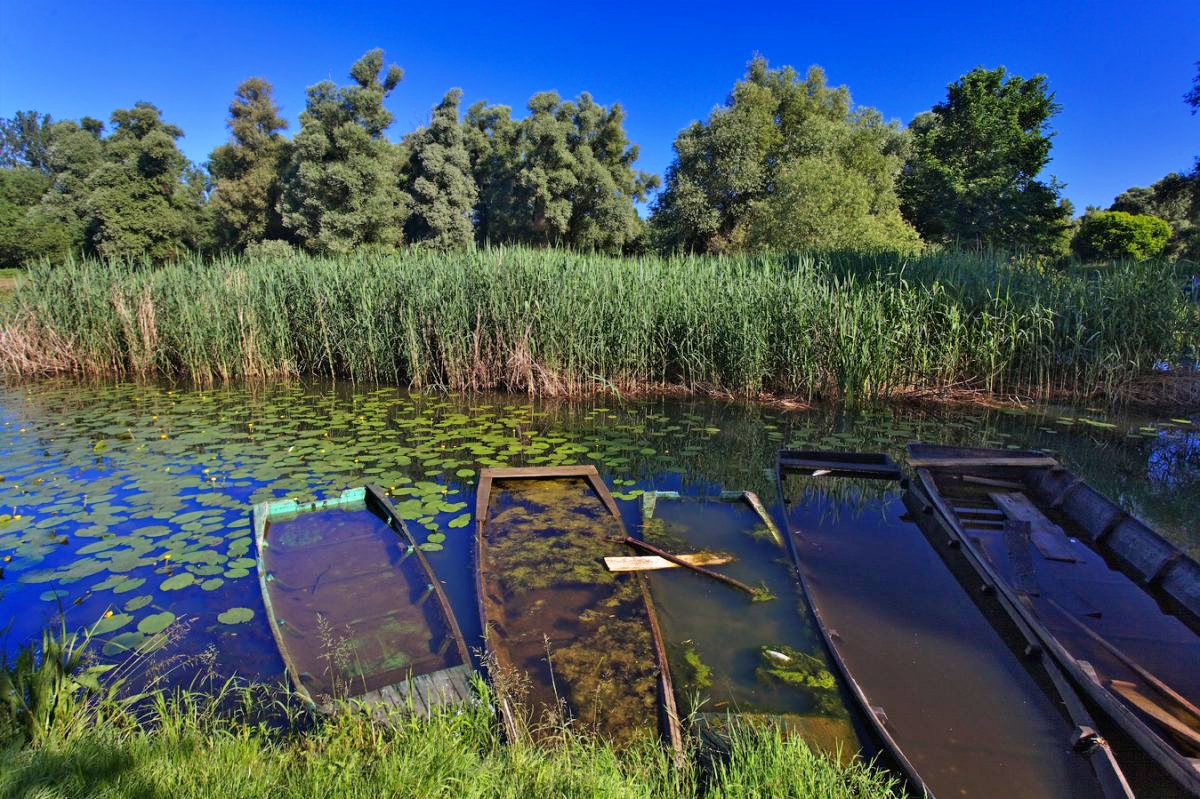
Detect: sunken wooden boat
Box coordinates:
(775, 449, 1133, 799)
(908, 442, 1200, 796)
(474, 466, 683, 755)
(637, 489, 858, 757)
(253, 485, 472, 715)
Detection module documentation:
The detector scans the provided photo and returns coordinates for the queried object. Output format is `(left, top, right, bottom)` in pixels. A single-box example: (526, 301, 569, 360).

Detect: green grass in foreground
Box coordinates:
(3, 248, 1196, 402)
(0, 625, 898, 798)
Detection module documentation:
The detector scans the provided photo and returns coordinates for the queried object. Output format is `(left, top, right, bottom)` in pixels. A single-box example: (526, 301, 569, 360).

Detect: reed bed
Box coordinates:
(2, 248, 1196, 403)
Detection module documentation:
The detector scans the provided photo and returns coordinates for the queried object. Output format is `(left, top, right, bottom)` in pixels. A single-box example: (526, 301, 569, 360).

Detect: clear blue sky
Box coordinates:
(1, 0, 1196, 213)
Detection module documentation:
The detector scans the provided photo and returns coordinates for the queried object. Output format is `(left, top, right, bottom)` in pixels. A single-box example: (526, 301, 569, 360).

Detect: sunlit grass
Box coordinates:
(2, 248, 1195, 403)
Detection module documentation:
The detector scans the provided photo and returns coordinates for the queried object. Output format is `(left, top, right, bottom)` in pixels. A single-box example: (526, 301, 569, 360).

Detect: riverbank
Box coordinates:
(0, 676, 898, 799)
(1, 249, 1196, 405)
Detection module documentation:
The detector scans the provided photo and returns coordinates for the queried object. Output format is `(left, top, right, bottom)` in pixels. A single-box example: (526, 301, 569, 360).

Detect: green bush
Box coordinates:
(1072, 210, 1172, 262)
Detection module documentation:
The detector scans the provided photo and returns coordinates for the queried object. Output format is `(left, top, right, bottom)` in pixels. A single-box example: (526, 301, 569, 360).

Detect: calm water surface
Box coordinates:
(0, 379, 1196, 747)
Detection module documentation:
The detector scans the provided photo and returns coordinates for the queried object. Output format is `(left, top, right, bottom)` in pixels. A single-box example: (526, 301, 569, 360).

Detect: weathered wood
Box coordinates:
(1109, 680, 1200, 749)
(909, 455, 1060, 468)
(743, 491, 784, 547)
(1046, 598, 1200, 723)
(604, 553, 732, 572)
(621, 537, 759, 597)
(961, 474, 1024, 490)
(991, 492, 1078, 563)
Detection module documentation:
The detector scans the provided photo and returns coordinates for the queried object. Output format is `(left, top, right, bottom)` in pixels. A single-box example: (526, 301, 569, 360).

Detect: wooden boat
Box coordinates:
(908, 442, 1200, 796)
(253, 485, 472, 715)
(775, 449, 1133, 799)
(474, 466, 682, 755)
(637, 489, 858, 758)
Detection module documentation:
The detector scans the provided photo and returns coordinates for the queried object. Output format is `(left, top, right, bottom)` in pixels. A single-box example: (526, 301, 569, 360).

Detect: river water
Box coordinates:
(1, 379, 1195, 750)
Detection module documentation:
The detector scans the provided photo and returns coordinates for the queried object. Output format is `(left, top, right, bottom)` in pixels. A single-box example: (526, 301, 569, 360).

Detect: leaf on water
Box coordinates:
(200, 578, 224, 591)
(102, 631, 146, 657)
(447, 514, 470, 529)
(217, 607, 254, 625)
(137, 611, 175, 635)
(123, 595, 152, 612)
(160, 573, 194, 591)
(92, 613, 133, 635)
(418, 542, 443, 552)
(39, 589, 69, 602)
(112, 577, 146, 594)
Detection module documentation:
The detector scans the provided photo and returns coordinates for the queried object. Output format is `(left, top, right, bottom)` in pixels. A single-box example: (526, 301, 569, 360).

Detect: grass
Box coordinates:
(1, 248, 1196, 404)
(1, 628, 900, 799)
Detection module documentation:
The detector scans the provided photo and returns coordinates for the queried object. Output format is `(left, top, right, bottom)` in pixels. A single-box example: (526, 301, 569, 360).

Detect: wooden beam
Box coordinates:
(604, 553, 732, 572)
(991, 492, 1078, 563)
(908, 456, 1059, 469)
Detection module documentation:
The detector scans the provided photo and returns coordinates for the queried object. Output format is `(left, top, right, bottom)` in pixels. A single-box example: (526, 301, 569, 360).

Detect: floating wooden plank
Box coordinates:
(961, 475, 1024, 490)
(604, 553, 733, 572)
(909, 455, 1060, 469)
(991, 492, 1078, 563)
(743, 491, 785, 547)
(1109, 681, 1200, 750)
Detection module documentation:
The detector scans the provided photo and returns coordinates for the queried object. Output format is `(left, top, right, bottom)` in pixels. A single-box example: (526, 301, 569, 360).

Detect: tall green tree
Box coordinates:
(279, 49, 408, 254)
(651, 57, 918, 254)
(463, 101, 521, 244)
(0, 111, 55, 172)
(80, 103, 207, 261)
(208, 78, 291, 250)
(403, 89, 477, 249)
(463, 91, 653, 252)
(898, 66, 1070, 253)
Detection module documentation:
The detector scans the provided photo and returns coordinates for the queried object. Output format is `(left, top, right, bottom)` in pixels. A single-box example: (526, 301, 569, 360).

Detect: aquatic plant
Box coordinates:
(3, 248, 1195, 404)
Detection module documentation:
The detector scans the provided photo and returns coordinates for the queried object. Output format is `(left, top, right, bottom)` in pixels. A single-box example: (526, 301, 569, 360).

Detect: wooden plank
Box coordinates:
(909, 455, 1060, 468)
(961, 474, 1024, 490)
(604, 553, 732, 572)
(954, 506, 1005, 517)
(743, 491, 784, 547)
(991, 492, 1078, 563)
(1109, 680, 1200, 749)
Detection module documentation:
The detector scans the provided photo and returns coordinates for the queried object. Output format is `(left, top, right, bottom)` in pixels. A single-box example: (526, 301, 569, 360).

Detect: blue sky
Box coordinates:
(1, 0, 1196, 213)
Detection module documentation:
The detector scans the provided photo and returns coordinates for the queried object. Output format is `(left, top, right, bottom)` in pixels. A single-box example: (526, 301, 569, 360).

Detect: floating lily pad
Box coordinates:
(123, 595, 153, 612)
(160, 573, 195, 591)
(113, 577, 146, 594)
(102, 631, 146, 657)
(200, 578, 224, 591)
(93, 613, 133, 635)
(217, 607, 254, 625)
(447, 513, 470, 529)
(137, 611, 175, 635)
(39, 589, 69, 602)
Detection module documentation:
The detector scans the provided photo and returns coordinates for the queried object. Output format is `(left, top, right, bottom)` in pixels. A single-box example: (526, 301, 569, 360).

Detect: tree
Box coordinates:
(403, 89, 477, 249)
(79, 103, 206, 261)
(651, 57, 919, 254)
(899, 66, 1070, 253)
(0, 111, 55, 172)
(463, 101, 521, 244)
(1111, 172, 1199, 261)
(1185, 61, 1200, 114)
(208, 78, 291, 250)
(463, 91, 653, 252)
(279, 49, 408, 254)
(1072, 211, 1172, 261)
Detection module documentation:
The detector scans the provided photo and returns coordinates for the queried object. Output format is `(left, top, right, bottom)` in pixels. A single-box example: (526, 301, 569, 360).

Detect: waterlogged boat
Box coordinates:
(775, 449, 1133, 799)
(253, 485, 472, 714)
(474, 466, 683, 754)
(637, 489, 858, 757)
(908, 442, 1200, 796)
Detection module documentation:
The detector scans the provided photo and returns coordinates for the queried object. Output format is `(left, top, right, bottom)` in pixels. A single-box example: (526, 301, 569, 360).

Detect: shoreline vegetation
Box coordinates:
(0, 627, 899, 799)
(1, 248, 1196, 408)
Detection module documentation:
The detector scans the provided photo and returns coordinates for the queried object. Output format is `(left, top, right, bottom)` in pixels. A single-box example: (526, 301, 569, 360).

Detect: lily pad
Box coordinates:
(200, 578, 224, 591)
(137, 611, 176, 635)
(447, 514, 471, 529)
(123, 595, 153, 612)
(102, 631, 146, 657)
(217, 607, 254, 625)
(93, 613, 133, 635)
(160, 573, 195, 591)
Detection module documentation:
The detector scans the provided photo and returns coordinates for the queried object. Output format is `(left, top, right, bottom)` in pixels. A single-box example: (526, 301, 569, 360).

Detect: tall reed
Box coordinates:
(3, 248, 1196, 403)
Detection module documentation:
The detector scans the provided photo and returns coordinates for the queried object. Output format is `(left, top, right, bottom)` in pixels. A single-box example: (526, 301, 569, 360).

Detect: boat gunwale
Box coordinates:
(252, 484, 470, 710)
(472, 465, 684, 760)
(906, 442, 1196, 797)
(775, 449, 1135, 799)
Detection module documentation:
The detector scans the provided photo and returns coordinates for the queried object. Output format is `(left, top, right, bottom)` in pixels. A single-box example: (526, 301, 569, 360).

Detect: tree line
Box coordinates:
(0, 49, 1195, 267)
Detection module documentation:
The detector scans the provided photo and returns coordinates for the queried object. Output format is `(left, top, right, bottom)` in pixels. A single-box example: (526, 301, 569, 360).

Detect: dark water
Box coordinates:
(0, 380, 1196, 753)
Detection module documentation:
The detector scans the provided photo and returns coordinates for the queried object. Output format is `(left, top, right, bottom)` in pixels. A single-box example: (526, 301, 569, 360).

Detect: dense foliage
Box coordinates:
(899, 67, 1071, 254)
(3, 249, 1195, 404)
(650, 57, 919, 254)
(0, 53, 1193, 265)
(1072, 210, 1173, 262)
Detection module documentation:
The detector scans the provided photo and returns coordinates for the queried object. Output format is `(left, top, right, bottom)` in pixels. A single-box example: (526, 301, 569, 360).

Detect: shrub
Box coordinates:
(1072, 211, 1172, 262)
